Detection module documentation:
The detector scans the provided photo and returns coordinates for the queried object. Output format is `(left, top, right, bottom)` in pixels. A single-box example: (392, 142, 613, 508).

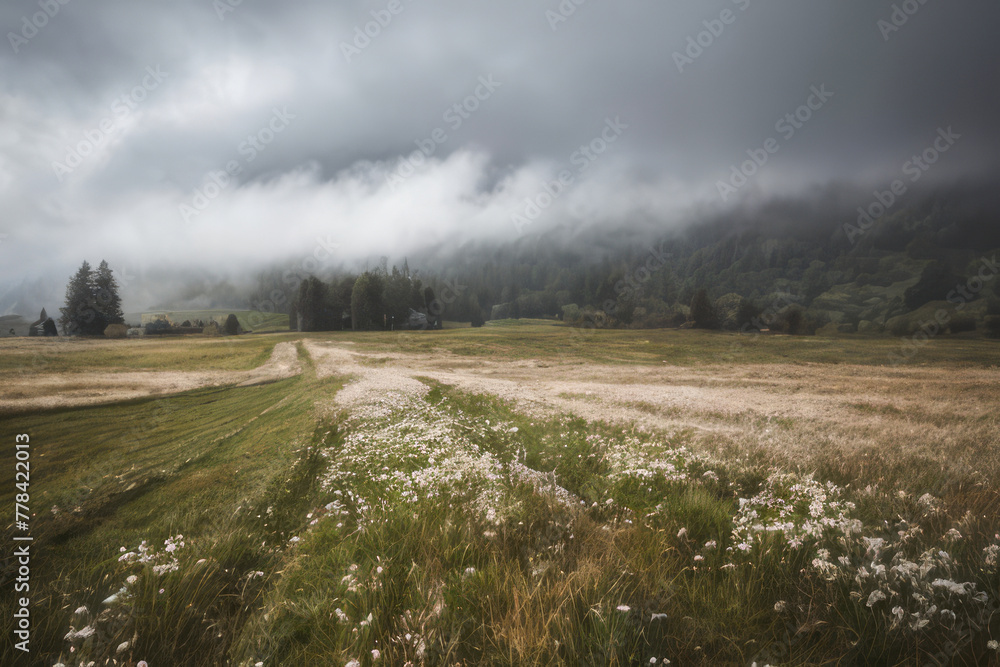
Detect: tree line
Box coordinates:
(290, 261, 478, 332)
(57, 196, 1000, 338)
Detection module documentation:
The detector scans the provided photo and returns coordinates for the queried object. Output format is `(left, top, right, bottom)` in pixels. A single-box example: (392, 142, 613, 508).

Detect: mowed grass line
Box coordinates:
(0, 333, 284, 378)
(0, 343, 343, 666)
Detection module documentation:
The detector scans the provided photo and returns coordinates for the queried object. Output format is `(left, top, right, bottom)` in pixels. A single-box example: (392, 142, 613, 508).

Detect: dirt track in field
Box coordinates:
(0, 341, 301, 413)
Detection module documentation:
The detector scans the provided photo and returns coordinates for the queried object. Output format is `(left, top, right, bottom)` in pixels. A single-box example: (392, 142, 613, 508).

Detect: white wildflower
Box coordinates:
(932, 579, 968, 595)
(866, 590, 886, 607)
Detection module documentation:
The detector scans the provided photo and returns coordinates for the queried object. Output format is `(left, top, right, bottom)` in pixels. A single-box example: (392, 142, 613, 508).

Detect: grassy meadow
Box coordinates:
(1, 324, 999, 665)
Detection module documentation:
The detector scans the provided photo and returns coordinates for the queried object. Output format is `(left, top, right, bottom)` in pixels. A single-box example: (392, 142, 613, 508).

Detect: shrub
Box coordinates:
(224, 314, 240, 335)
(561, 304, 581, 323)
(104, 323, 128, 339)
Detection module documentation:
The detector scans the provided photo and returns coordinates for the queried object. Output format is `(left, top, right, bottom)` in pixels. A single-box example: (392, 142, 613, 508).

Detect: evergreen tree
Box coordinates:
(331, 275, 356, 330)
(294, 276, 330, 332)
(60, 260, 125, 336)
(351, 271, 385, 331)
(781, 306, 805, 335)
(59, 261, 97, 336)
(383, 266, 413, 330)
(92, 260, 125, 331)
(689, 288, 717, 329)
(736, 298, 762, 331)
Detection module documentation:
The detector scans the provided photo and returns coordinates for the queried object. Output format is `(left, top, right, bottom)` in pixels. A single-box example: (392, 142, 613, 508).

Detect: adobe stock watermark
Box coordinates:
(340, 0, 416, 63)
(878, 0, 933, 42)
(425, 279, 467, 327)
(51, 66, 169, 182)
(728, 291, 801, 356)
(511, 116, 628, 234)
(888, 254, 999, 366)
(179, 106, 295, 223)
(7, 0, 73, 54)
(559, 243, 671, 347)
(716, 83, 833, 202)
(392, 279, 468, 344)
(213, 0, 244, 21)
(602, 244, 672, 318)
(545, 0, 592, 32)
(384, 74, 502, 191)
(673, 0, 752, 73)
(842, 127, 960, 244)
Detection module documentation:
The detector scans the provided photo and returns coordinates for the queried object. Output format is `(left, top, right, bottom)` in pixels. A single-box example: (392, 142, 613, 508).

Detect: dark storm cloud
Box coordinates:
(1, 0, 998, 310)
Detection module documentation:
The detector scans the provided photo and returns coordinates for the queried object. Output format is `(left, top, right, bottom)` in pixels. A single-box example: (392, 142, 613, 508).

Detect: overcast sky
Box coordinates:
(1, 0, 998, 310)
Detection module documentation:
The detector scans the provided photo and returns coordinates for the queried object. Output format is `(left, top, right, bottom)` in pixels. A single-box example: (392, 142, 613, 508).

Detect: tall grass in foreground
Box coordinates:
(10, 373, 1000, 665)
(231, 382, 1000, 665)
(48, 429, 331, 666)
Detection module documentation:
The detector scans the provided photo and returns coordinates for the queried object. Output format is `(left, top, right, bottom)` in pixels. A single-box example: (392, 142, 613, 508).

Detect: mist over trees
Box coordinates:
(265, 198, 1000, 337)
(51, 197, 1000, 339)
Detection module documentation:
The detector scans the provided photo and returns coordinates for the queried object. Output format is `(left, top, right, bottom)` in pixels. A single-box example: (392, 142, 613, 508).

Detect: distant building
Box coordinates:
(29, 308, 57, 336)
(408, 308, 428, 329)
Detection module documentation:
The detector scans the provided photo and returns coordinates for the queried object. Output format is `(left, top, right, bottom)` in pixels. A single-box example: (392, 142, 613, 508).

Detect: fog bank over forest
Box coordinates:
(1, 1, 998, 323)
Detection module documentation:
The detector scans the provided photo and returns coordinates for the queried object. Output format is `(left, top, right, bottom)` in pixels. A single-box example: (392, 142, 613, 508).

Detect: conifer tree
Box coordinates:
(59, 261, 96, 335)
(60, 260, 125, 335)
(690, 288, 718, 329)
(93, 260, 124, 332)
